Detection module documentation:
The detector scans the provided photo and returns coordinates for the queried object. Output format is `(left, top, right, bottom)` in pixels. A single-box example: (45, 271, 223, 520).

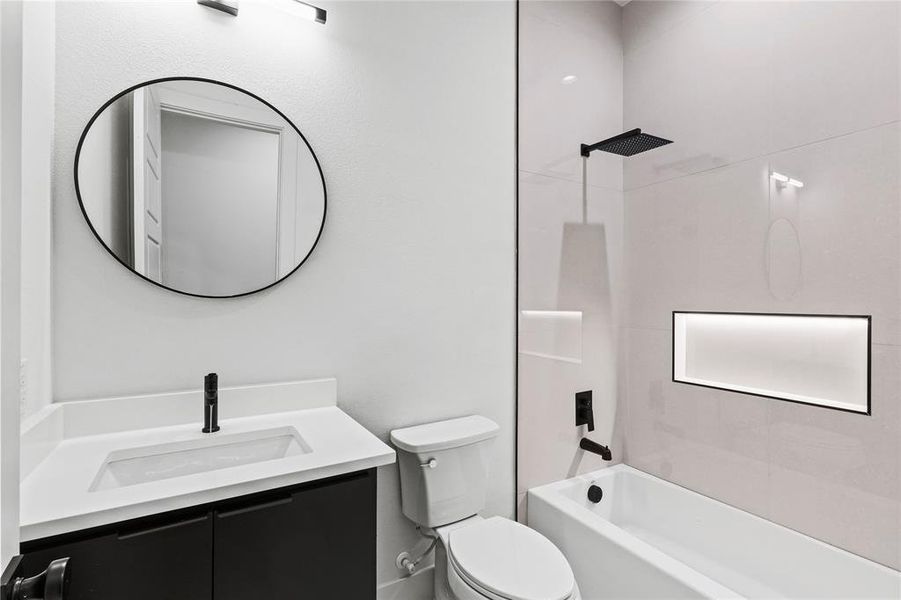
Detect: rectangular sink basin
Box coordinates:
(90, 427, 310, 491)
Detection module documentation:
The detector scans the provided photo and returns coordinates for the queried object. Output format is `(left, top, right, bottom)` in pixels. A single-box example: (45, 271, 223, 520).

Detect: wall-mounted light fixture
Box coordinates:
(770, 171, 804, 189)
(289, 0, 327, 24)
(198, 0, 238, 16)
(197, 0, 327, 23)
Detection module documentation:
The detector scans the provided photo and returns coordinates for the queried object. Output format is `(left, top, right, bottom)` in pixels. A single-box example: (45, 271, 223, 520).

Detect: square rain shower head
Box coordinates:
(581, 128, 673, 158)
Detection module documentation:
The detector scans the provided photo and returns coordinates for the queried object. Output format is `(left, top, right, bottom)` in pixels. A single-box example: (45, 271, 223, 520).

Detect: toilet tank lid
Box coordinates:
(390, 416, 499, 453)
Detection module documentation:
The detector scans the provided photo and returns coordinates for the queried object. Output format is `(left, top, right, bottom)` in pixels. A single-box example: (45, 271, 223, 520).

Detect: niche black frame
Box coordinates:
(671, 311, 872, 416)
(73, 76, 328, 299)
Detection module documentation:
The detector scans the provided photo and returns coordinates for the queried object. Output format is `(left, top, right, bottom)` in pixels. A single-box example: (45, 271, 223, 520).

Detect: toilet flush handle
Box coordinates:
(420, 458, 438, 469)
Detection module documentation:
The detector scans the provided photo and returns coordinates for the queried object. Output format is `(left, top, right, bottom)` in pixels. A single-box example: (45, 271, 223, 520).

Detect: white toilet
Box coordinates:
(390, 416, 581, 600)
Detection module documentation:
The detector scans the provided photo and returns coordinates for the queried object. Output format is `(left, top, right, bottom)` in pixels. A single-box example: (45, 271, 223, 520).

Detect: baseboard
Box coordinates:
(377, 565, 435, 600)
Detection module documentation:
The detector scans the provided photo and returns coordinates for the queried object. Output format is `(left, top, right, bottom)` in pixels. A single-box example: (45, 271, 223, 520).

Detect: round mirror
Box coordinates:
(75, 78, 326, 298)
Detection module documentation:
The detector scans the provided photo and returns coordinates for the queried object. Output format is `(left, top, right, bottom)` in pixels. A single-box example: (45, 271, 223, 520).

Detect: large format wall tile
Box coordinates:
(625, 328, 901, 570)
(624, 1, 771, 190)
(768, 342, 901, 491)
(518, 171, 624, 495)
(619, 0, 901, 574)
(622, 0, 716, 56)
(518, 351, 618, 493)
(623, 177, 701, 330)
(624, 158, 771, 330)
(624, 327, 771, 518)
(520, 0, 623, 190)
(623, 127, 900, 566)
(518, 1, 626, 510)
(768, 1, 900, 153)
(624, 1, 901, 190)
(766, 123, 901, 345)
(519, 172, 624, 312)
(768, 464, 899, 571)
(767, 344, 900, 566)
(625, 123, 899, 341)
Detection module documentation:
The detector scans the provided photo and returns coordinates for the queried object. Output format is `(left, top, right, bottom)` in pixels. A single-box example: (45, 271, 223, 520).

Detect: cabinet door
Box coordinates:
(214, 470, 376, 600)
(22, 511, 213, 600)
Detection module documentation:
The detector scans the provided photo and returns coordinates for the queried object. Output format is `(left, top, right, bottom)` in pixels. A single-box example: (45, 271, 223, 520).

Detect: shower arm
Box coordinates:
(581, 128, 643, 157)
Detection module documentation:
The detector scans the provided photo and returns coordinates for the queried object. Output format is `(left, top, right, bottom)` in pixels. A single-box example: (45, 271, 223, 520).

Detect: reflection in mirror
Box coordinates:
(76, 78, 326, 297)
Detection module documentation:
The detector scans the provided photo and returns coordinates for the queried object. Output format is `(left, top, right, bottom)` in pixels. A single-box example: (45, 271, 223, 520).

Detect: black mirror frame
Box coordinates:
(73, 76, 327, 299)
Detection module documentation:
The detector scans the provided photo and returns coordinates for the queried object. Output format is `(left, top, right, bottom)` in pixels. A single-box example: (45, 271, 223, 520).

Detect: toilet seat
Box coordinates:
(446, 517, 575, 600)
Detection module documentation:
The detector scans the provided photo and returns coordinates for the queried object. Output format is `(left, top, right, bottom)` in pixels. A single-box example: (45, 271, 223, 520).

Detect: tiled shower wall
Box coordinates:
(517, 0, 625, 521)
(621, 0, 900, 569)
(519, 0, 900, 569)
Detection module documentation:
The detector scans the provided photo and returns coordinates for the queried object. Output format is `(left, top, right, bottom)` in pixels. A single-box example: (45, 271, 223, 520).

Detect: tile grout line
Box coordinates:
(519, 168, 624, 194)
(622, 0, 723, 58)
(522, 120, 899, 196)
(622, 118, 901, 194)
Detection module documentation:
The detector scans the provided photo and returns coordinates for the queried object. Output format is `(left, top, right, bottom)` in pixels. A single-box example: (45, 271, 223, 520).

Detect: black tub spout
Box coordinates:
(580, 437, 612, 461)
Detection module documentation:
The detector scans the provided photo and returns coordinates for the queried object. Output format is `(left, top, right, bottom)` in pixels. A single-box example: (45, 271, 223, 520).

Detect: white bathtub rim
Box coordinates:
(528, 466, 741, 599)
(545, 465, 899, 576)
(529, 464, 900, 588)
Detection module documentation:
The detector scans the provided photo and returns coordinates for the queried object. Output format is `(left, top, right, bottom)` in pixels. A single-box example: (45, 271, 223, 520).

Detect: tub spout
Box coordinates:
(580, 438, 612, 461)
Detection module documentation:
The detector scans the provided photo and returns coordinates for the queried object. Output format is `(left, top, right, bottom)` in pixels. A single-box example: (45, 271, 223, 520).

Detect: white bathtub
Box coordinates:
(528, 465, 901, 599)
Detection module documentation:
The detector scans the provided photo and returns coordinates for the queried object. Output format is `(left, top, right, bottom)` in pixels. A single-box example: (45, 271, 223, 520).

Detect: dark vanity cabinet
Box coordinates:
(20, 469, 376, 600)
(22, 510, 212, 600)
(214, 469, 375, 599)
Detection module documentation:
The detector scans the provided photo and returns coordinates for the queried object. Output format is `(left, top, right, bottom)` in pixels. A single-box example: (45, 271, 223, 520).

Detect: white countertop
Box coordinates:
(21, 381, 395, 542)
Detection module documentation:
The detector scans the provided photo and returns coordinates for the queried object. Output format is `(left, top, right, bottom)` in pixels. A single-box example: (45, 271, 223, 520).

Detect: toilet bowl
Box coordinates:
(434, 516, 580, 600)
(390, 416, 580, 600)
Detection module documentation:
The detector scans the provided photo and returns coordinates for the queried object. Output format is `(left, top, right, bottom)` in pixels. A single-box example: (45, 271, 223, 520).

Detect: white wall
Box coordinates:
(20, 1, 54, 421)
(517, 0, 625, 522)
(0, 0, 25, 564)
(51, 1, 516, 595)
(622, 0, 900, 569)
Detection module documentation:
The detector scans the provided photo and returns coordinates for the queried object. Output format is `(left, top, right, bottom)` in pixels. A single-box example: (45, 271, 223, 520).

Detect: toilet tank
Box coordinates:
(390, 416, 500, 528)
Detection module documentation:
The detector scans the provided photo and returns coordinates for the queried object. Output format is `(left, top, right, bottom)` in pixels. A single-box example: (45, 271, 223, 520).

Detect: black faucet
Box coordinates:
(580, 437, 612, 461)
(202, 373, 220, 433)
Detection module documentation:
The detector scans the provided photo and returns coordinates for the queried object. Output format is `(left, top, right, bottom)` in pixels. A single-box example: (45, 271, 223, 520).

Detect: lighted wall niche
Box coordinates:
(673, 312, 870, 414)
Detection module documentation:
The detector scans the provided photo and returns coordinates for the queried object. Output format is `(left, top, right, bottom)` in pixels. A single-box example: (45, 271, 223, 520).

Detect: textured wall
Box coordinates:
(622, 0, 900, 570)
(20, 1, 54, 422)
(51, 1, 515, 594)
